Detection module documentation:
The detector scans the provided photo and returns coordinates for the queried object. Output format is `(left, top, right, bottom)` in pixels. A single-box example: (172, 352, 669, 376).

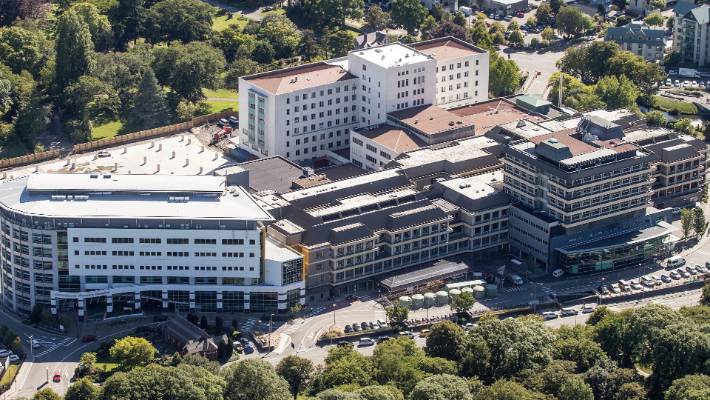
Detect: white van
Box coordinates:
(666, 256, 686, 269)
(552, 269, 564, 278)
(506, 273, 524, 286)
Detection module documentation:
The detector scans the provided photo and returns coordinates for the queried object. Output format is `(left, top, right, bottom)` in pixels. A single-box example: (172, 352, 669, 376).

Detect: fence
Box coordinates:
(0, 110, 237, 171)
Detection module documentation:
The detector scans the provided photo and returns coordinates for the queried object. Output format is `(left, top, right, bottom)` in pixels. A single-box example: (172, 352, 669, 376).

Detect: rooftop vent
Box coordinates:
(459, 183, 471, 189)
(548, 138, 559, 144)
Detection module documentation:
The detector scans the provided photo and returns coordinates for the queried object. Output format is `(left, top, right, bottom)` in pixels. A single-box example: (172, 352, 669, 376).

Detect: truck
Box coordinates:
(211, 126, 232, 144)
(679, 68, 700, 78)
(459, 6, 473, 16)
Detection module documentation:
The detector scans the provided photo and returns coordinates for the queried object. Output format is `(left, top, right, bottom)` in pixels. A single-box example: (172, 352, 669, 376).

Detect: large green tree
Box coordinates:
(109, 336, 157, 368)
(102, 364, 225, 400)
(556, 6, 592, 38)
(665, 374, 710, 400)
(32, 388, 62, 400)
(55, 8, 96, 92)
(125, 69, 168, 131)
(223, 359, 291, 400)
(364, 5, 390, 32)
(425, 321, 465, 361)
(64, 377, 100, 400)
(409, 374, 472, 400)
(257, 14, 302, 59)
(390, 0, 428, 35)
(69, 3, 113, 52)
(276, 355, 315, 399)
(0, 26, 47, 76)
(151, 41, 225, 102)
(110, 0, 146, 50)
(144, 0, 214, 43)
(489, 52, 522, 97)
(594, 75, 639, 111)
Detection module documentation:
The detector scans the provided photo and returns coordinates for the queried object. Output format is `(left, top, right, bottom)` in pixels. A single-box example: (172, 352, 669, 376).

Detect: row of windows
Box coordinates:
(73, 237, 255, 245)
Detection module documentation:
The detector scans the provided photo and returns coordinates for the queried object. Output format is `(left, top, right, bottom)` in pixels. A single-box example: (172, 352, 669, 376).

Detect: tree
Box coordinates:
(151, 41, 225, 102)
(364, 5, 390, 32)
(76, 350, 98, 377)
(257, 14, 302, 59)
(584, 363, 641, 400)
(385, 304, 409, 329)
(665, 374, 710, 400)
(290, 0, 363, 32)
(650, 0, 665, 8)
(110, 0, 146, 50)
(64, 378, 100, 400)
(425, 321, 465, 360)
(55, 8, 96, 92)
(478, 379, 546, 400)
(451, 292, 475, 314)
(615, 383, 646, 400)
(276, 355, 315, 399)
(681, 208, 694, 238)
(672, 118, 694, 135)
(102, 364, 225, 400)
(298, 29, 322, 61)
(702, 282, 710, 306)
(124, 69, 168, 131)
(557, 376, 594, 400)
(0, 26, 47, 76)
(645, 110, 666, 126)
(553, 335, 608, 372)
(594, 75, 639, 110)
(431, 21, 469, 41)
(694, 207, 706, 236)
(144, 0, 214, 43)
(644, 12, 664, 26)
(461, 316, 554, 382)
(32, 388, 62, 400)
(390, 0, 428, 35)
(489, 52, 522, 97)
(179, 354, 221, 374)
(556, 6, 592, 38)
(109, 336, 157, 368)
(69, 3, 113, 52)
(508, 29, 524, 47)
(368, 337, 442, 395)
(550, 0, 562, 12)
(409, 374, 472, 400)
(29, 303, 44, 324)
(647, 323, 710, 396)
(224, 59, 262, 89)
(420, 15, 438, 40)
(224, 359, 291, 400)
(317, 346, 375, 391)
(252, 40, 275, 64)
(541, 26, 555, 43)
(326, 30, 354, 58)
(536, 2, 554, 26)
(356, 385, 404, 400)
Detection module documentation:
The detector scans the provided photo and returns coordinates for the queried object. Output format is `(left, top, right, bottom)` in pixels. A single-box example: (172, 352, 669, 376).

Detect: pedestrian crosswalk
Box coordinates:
(503, 286, 528, 293)
(34, 337, 75, 359)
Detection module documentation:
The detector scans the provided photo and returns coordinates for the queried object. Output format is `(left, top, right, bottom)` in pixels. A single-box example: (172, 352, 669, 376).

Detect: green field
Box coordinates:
(92, 120, 123, 140)
(204, 100, 237, 113)
(651, 95, 699, 115)
(261, 8, 285, 17)
(0, 364, 18, 387)
(95, 362, 119, 373)
(203, 88, 238, 99)
(212, 13, 248, 32)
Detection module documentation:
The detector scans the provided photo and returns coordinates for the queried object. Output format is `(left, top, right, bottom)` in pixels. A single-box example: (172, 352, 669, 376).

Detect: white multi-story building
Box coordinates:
(348, 43, 437, 126)
(0, 173, 305, 316)
(239, 62, 360, 162)
(238, 37, 489, 163)
(411, 37, 489, 108)
(673, 2, 710, 67)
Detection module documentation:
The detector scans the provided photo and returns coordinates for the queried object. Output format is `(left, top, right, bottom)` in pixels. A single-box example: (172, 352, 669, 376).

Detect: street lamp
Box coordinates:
(27, 335, 34, 360)
(267, 313, 274, 354)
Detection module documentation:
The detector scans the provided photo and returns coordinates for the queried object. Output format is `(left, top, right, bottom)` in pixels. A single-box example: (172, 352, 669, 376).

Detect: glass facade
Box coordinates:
(558, 234, 671, 274)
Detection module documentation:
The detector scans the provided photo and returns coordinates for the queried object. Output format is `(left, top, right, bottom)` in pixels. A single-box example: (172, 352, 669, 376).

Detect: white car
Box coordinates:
(0, 349, 10, 357)
(665, 79, 672, 86)
(680, 270, 691, 278)
(542, 311, 559, 320)
(609, 283, 620, 293)
(8, 354, 19, 363)
(631, 282, 643, 290)
(561, 307, 579, 316)
(670, 271, 682, 280)
(358, 337, 375, 347)
(581, 304, 595, 313)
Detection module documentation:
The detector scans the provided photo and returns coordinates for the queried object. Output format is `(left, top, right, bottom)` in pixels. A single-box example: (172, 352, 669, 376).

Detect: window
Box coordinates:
(167, 238, 189, 244)
(194, 239, 216, 245)
(139, 238, 161, 244)
(111, 238, 133, 244)
(84, 237, 106, 243)
(222, 239, 244, 245)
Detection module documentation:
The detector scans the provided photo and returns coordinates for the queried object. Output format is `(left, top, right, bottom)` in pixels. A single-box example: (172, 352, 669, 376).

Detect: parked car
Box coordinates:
(631, 281, 643, 290)
(233, 342, 244, 353)
(344, 324, 353, 333)
(368, 322, 376, 330)
(9, 354, 19, 363)
(609, 283, 621, 293)
(581, 305, 595, 313)
(31, 340, 41, 349)
(360, 322, 369, 330)
(353, 324, 361, 332)
(0, 349, 11, 358)
(599, 285, 610, 295)
(670, 270, 682, 280)
(376, 319, 387, 328)
(243, 342, 255, 354)
(337, 341, 352, 348)
(358, 337, 376, 347)
(53, 372, 61, 383)
(641, 276, 655, 287)
(552, 269, 564, 278)
(542, 311, 559, 320)
(680, 270, 691, 278)
(560, 307, 579, 316)
(398, 331, 415, 338)
(661, 274, 672, 283)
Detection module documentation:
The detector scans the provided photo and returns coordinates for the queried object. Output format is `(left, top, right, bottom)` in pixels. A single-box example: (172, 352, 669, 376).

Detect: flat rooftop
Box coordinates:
(265, 237, 301, 262)
(0, 174, 273, 221)
(26, 173, 225, 193)
(449, 98, 547, 134)
(243, 62, 356, 95)
(439, 170, 503, 200)
(410, 37, 485, 62)
(393, 136, 500, 168)
(379, 259, 469, 291)
(1, 133, 231, 180)
(236, 156, 305, 194)
(355, 125, 427, 154)
(350, 43, 431, 68)
(282, 169, 402, 202)
(389, 105, 476, 137)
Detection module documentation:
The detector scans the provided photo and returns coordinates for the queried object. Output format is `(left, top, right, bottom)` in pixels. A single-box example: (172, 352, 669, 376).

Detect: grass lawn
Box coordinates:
(94, 362, 119, 373)
(652, 95, 699, 115)
(262, 8, 285, 17)
(92, 120, 123, 140)
(203, 88, 238, 99)
(204, 99, 237, 113)
(0, 364, 19, 386)
(212, 13, 248, 32)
